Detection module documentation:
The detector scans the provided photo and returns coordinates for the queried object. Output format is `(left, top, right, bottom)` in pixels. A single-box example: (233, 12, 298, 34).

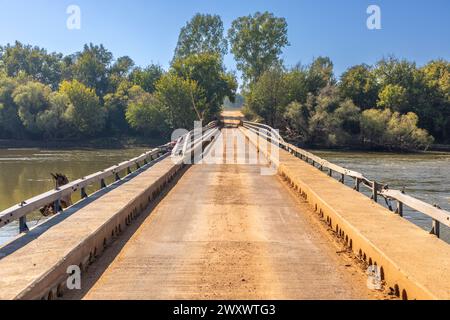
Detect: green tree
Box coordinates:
(377, 84, 409, 112)
(126, 87, 168, 136)
(0, 74, 24, 138)
(12, 81, 52, 136)
(306, 57, 335, 94)
(339, 64, 379, 110)
(0, 41, 63, 89)
(228, 11, 289, 85)
(36, 92, 72, 139)
(154, 73, 200, 130)
(104, 80, 133, 134)
(361, 109, 433, 150)
(245, 67, 289, 127)
(72, 43, 113, 97)
(172, 53, 237, 122)
(108, 56, 135, 92)
(174, 14, 228, 61)
(129, 64, 164, 94)
(59, 80, 106, 136)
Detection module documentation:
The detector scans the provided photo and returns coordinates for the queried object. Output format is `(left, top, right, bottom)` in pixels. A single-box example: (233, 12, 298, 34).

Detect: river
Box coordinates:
(314, 150, 450, 242)
(1, 148, 449, 245)
(0, 148, 148, 245)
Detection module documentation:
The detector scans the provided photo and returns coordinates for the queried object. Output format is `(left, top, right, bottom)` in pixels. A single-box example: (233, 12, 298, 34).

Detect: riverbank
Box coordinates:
(0, 135, 167, 150)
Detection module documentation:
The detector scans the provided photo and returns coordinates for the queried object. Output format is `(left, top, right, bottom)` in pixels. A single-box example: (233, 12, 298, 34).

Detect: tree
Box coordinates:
(171, 53, 237, 122)
(125, 87, 168, 135)
(420, 60, 450, 142)
(0, 41, 63, 89)
(154, 73, 200, 130)
(72, 43, 113, 97)
(174, 14, 228, 61)
(228, 11, 289, 85)
(59, 80, 105, 136)
(12, 81, 52, 136)
(361, 109, 433, 150)
(339, 64, 379, 110)
(377, 84, 409, 112)
(129, 64, 164, 94)
(36, 92, 72, 139)
(306, 57, 335, 94)
(108, 56, 135, 92)
(245, 67, 289, 127)
(104, 80, 133, 134)
(0, 74, 24, 138)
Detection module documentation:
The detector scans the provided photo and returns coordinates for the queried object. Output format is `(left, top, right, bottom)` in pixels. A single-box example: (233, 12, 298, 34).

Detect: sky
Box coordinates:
(0, 0, 449, 83)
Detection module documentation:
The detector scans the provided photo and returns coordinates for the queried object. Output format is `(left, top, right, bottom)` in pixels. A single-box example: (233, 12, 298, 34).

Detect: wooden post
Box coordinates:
(340, 174, 345, 184)
(328, 169, 333, 177)
(101, 179, 107, 189)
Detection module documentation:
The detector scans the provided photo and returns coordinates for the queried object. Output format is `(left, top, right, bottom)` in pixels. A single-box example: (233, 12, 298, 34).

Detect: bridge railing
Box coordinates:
(171, 121, 220, 161)
(0, 143, 173, 234)
(243, 120, 450, 239)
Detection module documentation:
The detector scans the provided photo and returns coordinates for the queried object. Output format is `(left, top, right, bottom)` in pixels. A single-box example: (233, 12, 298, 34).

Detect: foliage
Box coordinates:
(361, 109, 434, 150)
(174, 14, 228, 61)
(129, 64, 164, 94)
(125, 86, 168, 135)
(154, 73, 200, 130)
(339, 64, 379, 110)
(172, 53, 237, 122)
(228, 11, 289, 85)
(59, 80, 105, 136)
(12, 81, 52, 135)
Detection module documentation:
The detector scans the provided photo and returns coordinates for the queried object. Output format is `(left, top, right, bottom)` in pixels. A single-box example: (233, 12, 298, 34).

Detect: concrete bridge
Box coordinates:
(1, 111, 450, 300)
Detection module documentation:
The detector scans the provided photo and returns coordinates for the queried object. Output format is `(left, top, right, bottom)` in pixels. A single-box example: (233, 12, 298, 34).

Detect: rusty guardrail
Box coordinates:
(243, 120, 450, 238)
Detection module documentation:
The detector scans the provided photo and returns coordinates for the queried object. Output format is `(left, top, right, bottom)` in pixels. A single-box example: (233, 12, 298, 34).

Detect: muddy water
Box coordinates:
(0, 148, 148, 245)
(314, 150, 450, 243)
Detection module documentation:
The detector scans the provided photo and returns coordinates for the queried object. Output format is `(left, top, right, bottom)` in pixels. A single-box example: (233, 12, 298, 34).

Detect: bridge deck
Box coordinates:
(76, 129, 374, 300)
(240, 126, 450, 300)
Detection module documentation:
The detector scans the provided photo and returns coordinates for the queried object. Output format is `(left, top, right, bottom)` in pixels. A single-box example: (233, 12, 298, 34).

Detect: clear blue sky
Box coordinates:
(0, 0, 449, 82)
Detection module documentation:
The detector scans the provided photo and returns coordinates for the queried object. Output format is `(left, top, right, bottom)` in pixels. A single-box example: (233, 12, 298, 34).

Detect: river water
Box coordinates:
(0, 148, 148, 245)
(1, 148, 449, 245)
(314, 150, 450, 242)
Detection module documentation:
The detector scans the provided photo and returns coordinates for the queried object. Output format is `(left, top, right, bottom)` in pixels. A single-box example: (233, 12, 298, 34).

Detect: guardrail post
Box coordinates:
(372, 181, 378, 203)
(431, 219, 440, 238)
(328, 169, 333, 177)
(53, 199, 61, 213)
(355, 178, 361, 191)
(19, 216, 29, 233)
(340, 174, 345, 184)
(396, 201, 403, 217)
(115, 173, 121, 182)
(100, 179, 107, 189)
(81, 187, 88, 199)
(127, 167, 132, 175)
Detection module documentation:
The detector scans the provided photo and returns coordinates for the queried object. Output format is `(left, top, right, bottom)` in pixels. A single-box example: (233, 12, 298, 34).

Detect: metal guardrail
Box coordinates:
(171, 121, 219, 161)
(0, 143, 173, 234)
(243, 120, 450, 239)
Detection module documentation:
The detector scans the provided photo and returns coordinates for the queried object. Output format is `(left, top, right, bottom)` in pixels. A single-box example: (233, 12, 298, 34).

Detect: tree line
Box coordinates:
(0, 12, 448, 151)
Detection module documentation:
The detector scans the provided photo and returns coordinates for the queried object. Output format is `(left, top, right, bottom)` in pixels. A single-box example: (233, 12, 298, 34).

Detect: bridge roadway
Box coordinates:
(70, 128, 376, 300)
(2, 111, 449, 300)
